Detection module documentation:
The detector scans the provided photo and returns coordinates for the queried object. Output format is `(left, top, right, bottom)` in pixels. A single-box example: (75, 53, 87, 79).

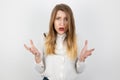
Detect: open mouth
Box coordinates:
(59, 27, 64, 31)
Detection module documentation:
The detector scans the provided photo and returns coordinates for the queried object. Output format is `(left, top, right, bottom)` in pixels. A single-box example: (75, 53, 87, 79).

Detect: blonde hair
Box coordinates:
(45, 3, 77, 60)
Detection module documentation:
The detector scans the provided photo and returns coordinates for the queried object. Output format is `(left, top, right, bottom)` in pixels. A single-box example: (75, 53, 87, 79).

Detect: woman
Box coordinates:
(24, 3, 94, 80)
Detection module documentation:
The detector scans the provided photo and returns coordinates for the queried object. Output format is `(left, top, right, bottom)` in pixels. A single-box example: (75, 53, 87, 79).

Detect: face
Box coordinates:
(54, 10, 68, 35)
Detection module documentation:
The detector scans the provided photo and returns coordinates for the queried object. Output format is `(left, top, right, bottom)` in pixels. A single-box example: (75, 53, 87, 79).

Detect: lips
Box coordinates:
(59, 27, 64, 31)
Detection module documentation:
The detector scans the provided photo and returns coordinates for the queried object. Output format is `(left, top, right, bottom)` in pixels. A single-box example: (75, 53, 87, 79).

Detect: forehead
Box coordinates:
(56, 10, 67, 17)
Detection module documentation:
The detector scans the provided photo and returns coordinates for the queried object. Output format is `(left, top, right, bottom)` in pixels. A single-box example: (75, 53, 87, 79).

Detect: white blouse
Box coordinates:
(35, 33, 85, 80)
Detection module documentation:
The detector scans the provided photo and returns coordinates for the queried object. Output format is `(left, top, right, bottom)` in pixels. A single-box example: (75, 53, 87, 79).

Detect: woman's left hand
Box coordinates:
(79, 40, 95, 62)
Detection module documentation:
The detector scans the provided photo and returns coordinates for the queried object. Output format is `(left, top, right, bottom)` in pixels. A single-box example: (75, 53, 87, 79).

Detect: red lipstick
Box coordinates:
(59, 27, 64, 31)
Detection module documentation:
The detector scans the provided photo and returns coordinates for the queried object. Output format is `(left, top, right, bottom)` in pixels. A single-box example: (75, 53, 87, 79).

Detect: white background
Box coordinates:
(0, 0, 120, 80)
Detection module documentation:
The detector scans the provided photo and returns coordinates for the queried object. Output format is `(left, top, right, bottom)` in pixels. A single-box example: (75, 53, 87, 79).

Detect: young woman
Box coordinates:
(24, 3, 94, 80)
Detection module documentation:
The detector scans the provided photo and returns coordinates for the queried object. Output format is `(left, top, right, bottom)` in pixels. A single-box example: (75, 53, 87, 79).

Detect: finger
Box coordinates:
(30, 47, 36, 52)
(30, 49, 35, 54)
(89, 48, 95, 52)
(24, 44, 29, 50)
(85, 40, 88, 46)
(29, 48, 36, 54)
(30, 40, 34, 46)
(87, 52, 92, 56)
(83, 51, 90, 57)
(31, 45, 37, 51)
(83, 40, 88, 50)
(30, 49, 39, 56)
(86, 48, 95, 56)
(84, 56, 87, 59)
(30, 41, 37, 49)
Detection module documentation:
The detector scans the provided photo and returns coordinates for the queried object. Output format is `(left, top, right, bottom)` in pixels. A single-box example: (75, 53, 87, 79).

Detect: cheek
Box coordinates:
(54, 21, 58, 26)
(54, 22, 58, 31)
(65, 24, 68, 31)
(65, 26, 68, 32)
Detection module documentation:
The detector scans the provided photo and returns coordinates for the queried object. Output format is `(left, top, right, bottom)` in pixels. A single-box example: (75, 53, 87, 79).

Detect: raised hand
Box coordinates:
(24, 40, 41, 63)
(79, 40, 94, 62)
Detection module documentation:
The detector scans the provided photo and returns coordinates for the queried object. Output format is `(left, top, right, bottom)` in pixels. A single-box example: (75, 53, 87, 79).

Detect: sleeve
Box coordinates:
(76, 59, 85, 73)
(34, 33, 46, 74)
(35, 60, 45, 74)
(75, 33, 85, 73)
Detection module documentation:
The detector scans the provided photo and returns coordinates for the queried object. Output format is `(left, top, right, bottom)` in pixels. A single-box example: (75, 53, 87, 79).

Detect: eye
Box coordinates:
(64, 17, 68, 21)
(56, 17, 60, 20)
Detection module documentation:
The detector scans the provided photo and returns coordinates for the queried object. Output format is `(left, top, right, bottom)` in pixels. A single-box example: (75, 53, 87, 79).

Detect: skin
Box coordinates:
(24, 10, 94, 63)
(54, 10, 68, 35)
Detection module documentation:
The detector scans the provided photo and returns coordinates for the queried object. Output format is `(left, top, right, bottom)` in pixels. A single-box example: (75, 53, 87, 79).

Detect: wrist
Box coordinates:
(79, 55, 85, 62)
(35, 55, 41, 63)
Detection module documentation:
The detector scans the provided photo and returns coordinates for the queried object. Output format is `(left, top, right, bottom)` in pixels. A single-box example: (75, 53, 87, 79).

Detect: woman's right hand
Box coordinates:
(24, 40, 41, 63)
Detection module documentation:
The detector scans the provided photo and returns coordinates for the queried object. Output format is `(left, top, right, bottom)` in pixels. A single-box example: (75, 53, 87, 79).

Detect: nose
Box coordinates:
(60, 19, 65, 26)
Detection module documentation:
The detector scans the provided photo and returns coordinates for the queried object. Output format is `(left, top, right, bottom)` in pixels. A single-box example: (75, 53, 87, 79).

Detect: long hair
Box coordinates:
(45, 3, 77, 60)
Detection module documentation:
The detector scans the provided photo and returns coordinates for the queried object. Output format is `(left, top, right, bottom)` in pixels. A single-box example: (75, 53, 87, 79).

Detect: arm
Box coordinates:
(34, 51, 45, 74)
(24, 39, 45, 74)
(76, 40, 94, 73)
(35, 58, 45, 74)
(35, 33, 47, 74)
(76, 58, 85, 73)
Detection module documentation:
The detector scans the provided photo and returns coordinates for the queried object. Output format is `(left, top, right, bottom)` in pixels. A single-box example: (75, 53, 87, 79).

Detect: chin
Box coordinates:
(58, 32, 65, 35)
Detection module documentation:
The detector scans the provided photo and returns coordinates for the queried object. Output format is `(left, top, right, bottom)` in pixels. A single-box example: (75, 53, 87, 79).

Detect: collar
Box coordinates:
(57, 33, 66, 39)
